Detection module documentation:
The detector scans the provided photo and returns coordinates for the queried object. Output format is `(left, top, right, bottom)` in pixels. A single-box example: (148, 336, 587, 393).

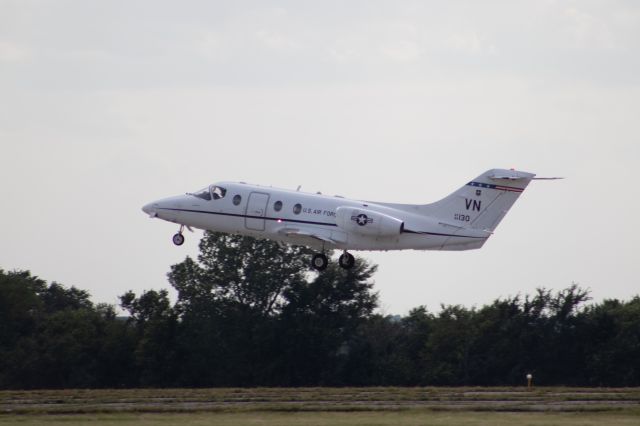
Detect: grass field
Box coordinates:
(1, 387, 638, 425)
(2, 411, 640, 426)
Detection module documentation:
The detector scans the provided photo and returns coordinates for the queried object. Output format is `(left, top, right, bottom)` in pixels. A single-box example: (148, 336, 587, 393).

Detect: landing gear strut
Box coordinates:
(338, 251, 355, 269)
(172, 225, 185, 246)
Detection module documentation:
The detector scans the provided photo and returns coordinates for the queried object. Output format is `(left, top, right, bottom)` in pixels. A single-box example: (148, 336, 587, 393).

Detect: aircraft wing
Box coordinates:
(277, 226, 341, 246)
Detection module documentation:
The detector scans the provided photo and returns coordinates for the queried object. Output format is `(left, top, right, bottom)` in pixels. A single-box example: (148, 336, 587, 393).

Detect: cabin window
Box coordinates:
(293, 203, 302, 215)
(211, 186, 227, 200)
(191, 187, 211, 201)
(232, 194, 242, 205)
(274, 200, 283, 212)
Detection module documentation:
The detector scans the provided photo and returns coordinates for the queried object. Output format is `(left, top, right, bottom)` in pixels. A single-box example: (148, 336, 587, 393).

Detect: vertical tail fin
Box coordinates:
(418, 169, 535, 232)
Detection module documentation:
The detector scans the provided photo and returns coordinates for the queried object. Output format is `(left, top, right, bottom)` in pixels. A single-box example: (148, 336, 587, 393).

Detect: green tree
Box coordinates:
(0, 270, 46, 350)
(166, 232, 378, 386)
(581, 297, 640, 386)
(167, 232, 317, 385)
(169, 232, 315, 317)
(421, 304, 477, 385)
(41, 282, 92, 313)
(0, 270, 134, 388)
(275, 260, 378, 385)
(120, 289, 178, 386)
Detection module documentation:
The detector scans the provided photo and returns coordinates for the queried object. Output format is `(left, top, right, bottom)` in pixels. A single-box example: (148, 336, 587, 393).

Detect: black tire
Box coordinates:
(311, 253, 328, 271)
(338, 252, 355, 269)
(172, 233, 185, 246)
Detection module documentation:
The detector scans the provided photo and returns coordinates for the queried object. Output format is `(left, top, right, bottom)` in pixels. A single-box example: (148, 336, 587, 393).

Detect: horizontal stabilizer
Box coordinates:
(489, 174, 528, 180)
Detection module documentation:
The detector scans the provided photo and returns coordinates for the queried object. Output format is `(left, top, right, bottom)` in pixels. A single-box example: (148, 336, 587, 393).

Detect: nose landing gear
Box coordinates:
(172, 225, 185, 246)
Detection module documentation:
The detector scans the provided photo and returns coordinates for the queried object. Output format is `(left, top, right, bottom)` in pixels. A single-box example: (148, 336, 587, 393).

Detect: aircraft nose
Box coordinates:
(142, 202, 158, 217)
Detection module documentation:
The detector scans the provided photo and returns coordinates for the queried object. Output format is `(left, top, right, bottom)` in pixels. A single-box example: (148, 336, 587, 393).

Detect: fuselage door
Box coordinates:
(245, 192, 270, 231)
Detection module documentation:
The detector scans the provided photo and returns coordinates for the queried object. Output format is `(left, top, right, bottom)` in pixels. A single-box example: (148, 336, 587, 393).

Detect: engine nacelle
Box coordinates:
(336, 207, 404, 237)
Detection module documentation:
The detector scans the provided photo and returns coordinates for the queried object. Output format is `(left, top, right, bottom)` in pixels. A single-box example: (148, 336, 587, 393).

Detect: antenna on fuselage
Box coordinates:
(296, 185, 302, 191)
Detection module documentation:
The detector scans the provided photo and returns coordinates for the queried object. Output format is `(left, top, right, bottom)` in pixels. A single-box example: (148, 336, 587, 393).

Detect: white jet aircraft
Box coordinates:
(142, 168, 540, 271)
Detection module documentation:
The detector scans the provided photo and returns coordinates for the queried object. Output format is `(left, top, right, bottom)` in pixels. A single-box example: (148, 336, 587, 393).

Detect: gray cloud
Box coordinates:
(1, 0, 639, 313)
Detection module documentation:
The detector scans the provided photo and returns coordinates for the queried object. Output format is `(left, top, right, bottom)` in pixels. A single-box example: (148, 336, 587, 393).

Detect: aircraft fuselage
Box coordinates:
(142, 169, 536, 270)
(143, 182, 489, 252)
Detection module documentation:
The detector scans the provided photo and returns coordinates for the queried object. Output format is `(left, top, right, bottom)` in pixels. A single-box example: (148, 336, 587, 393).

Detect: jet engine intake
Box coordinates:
(336, 207, 404, 237)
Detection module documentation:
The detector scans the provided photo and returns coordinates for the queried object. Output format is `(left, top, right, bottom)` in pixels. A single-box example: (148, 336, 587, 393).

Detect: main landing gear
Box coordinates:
(338, 251, 355, 269)
(311, 251, 355, 271)
(311, 253, 328, 271)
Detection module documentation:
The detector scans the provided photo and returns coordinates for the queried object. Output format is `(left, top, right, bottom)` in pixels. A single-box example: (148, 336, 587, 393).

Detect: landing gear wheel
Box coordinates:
(311, 253, 329, 271)
(338, 252, 355, 269)
(172, 233, 185, 246)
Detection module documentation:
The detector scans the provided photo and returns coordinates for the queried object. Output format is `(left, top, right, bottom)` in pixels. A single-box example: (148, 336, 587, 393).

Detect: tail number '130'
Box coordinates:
(454, 213, 471, 222)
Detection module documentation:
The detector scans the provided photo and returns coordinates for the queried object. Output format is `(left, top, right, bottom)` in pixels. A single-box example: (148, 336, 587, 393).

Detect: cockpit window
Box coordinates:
(189, 185, 226, 201)
(191, 187, 211, 201)
(211, 185, 226, 200)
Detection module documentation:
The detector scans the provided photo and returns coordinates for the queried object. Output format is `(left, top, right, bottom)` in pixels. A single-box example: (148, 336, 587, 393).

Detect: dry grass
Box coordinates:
(1, 411, 640, 426)
(0, 387, 638, 423)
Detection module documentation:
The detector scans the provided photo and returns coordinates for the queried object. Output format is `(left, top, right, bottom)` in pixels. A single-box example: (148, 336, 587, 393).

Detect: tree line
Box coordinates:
(1, 232, 638, 389)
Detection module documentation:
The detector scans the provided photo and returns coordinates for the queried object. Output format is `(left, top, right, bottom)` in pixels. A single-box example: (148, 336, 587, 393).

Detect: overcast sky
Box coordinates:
(1, 0, 639, 314)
